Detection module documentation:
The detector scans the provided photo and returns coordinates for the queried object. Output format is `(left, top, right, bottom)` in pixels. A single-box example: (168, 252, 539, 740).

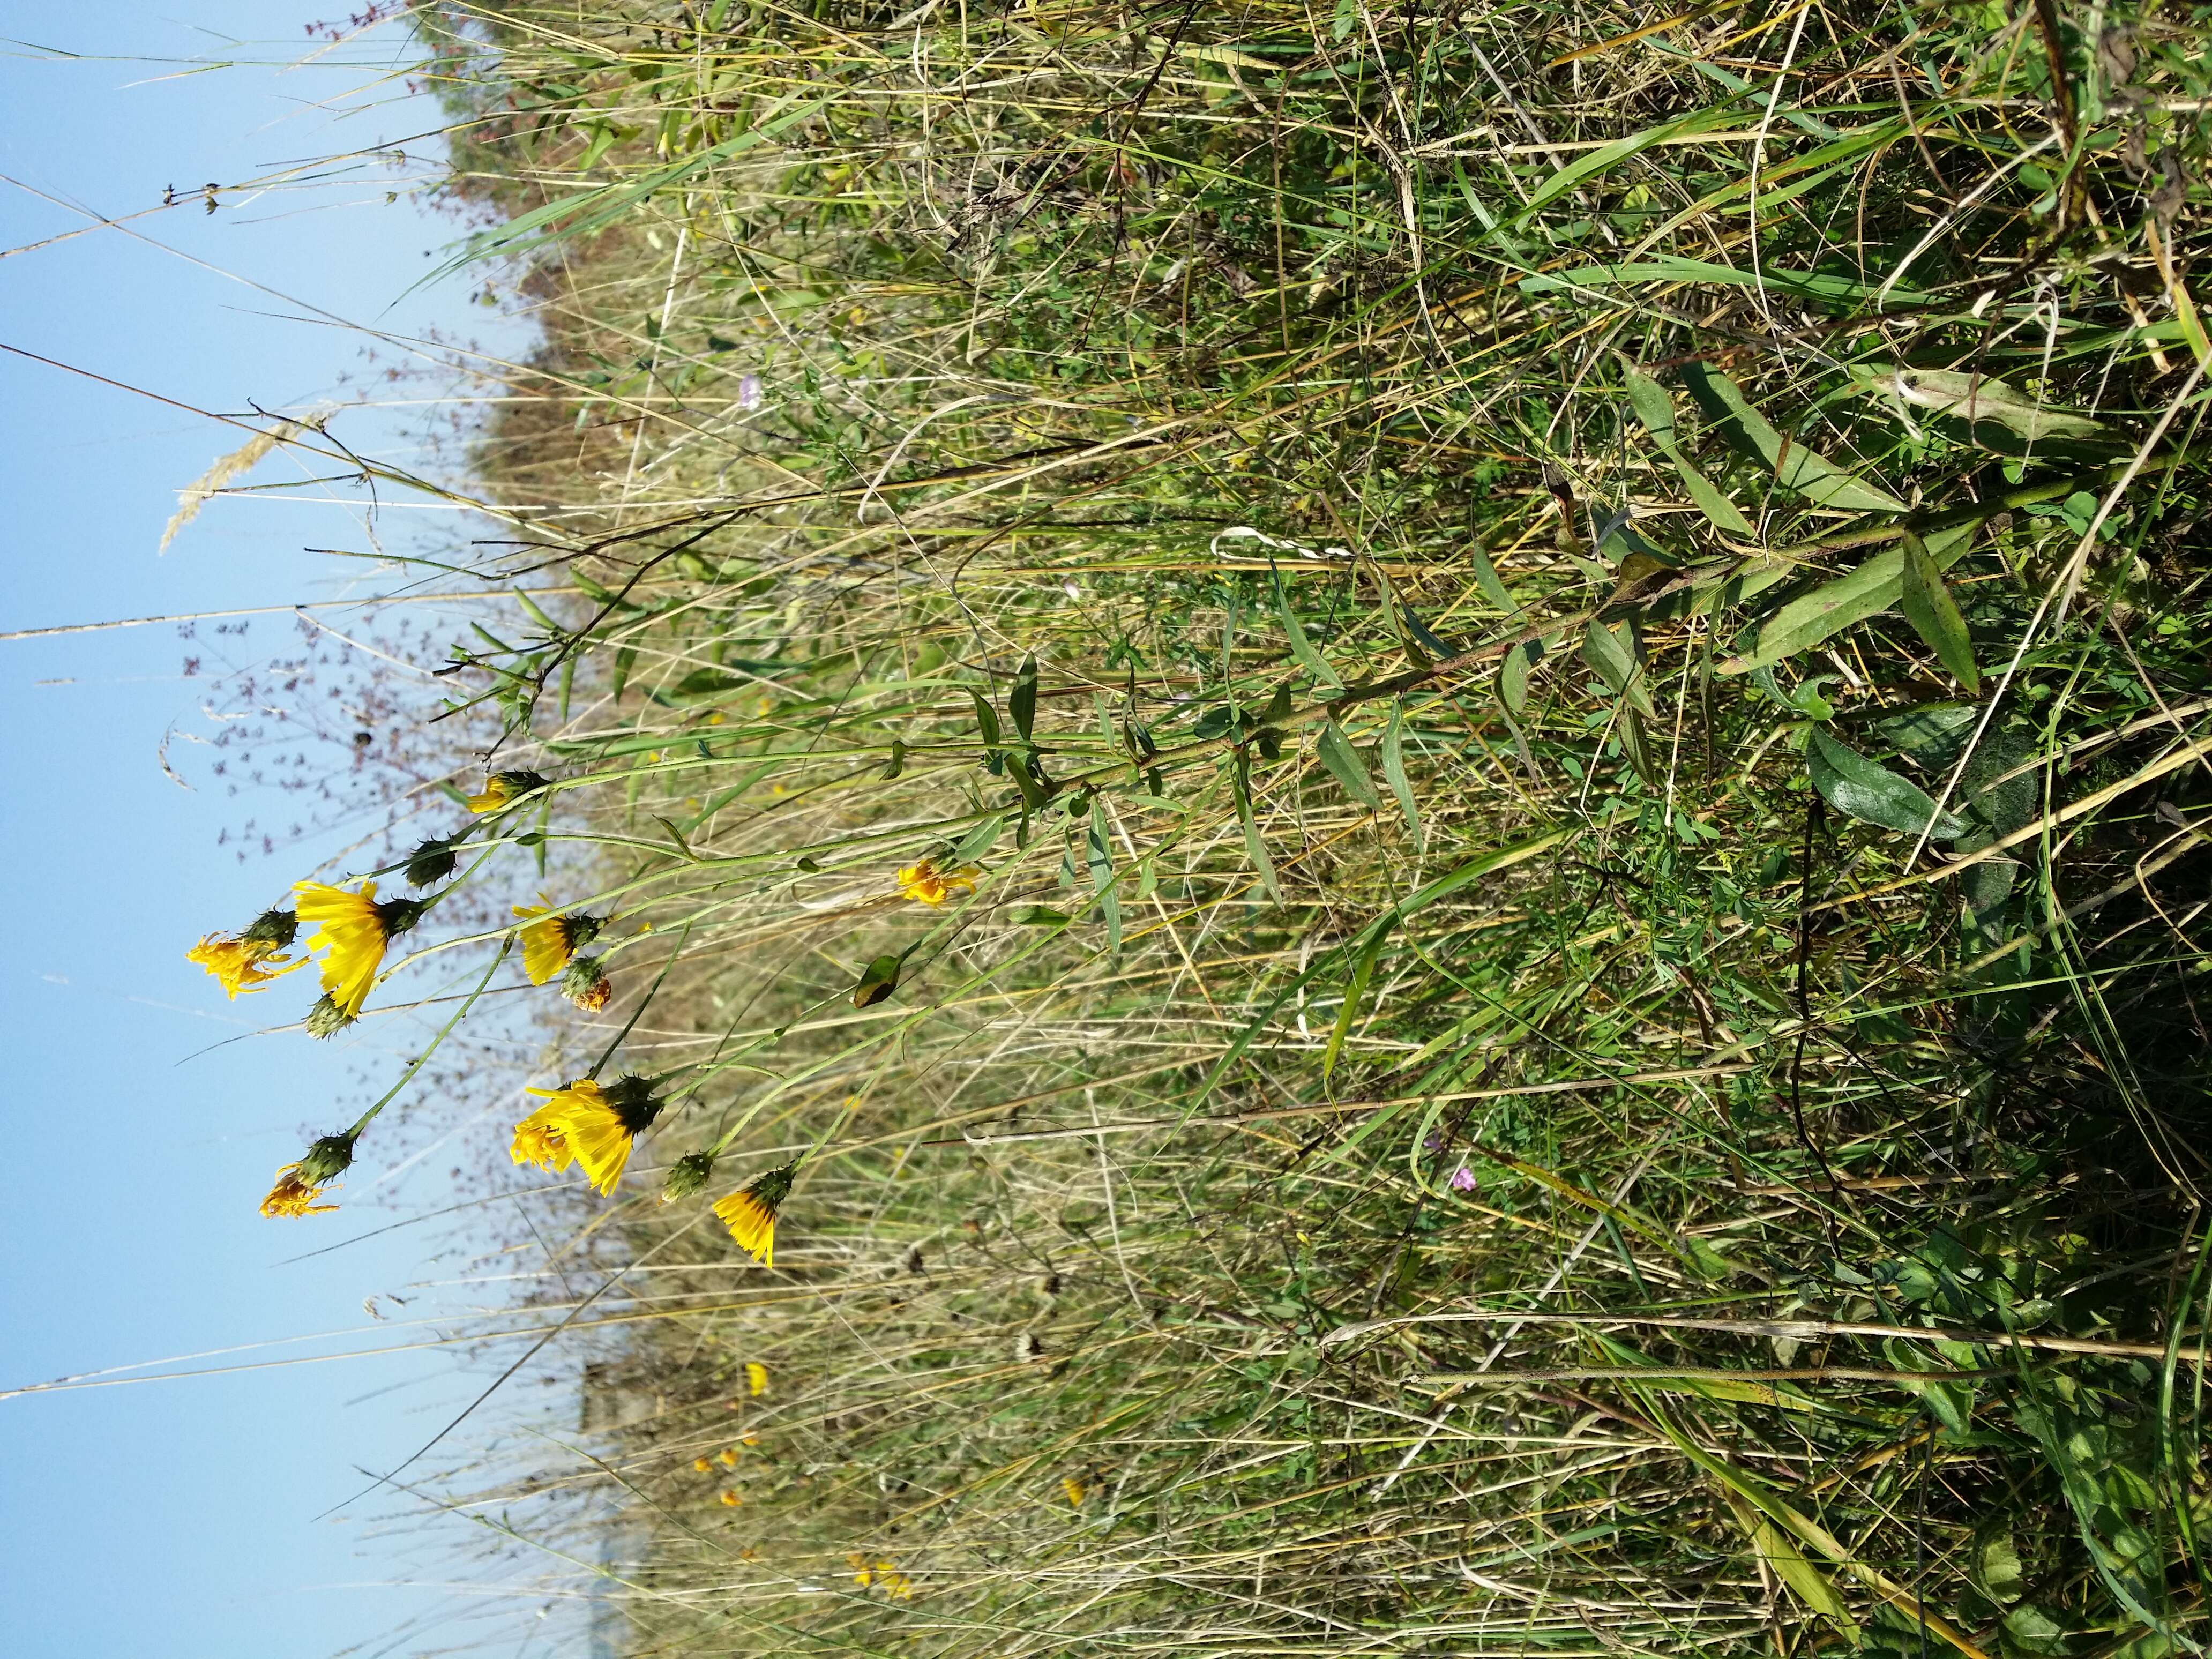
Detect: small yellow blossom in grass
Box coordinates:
(295, 881, 424, 1020)
(512, 895, 603, 985)
(744, 1362, 769, 1398)
(848, 1556, 914, 1599)
(718, 1490, 743, 1507)
(713, 1162, 797, 1267)
(1062, 1476, 1088, 1507)
(739, 1430, 759, 1446)
(510, 1074, 663, 1194)
(258, 1132, 357, 1219)
(718, 1447, 739, 1467)
(894, 859, 975, 906)
(465, 769, 549, 814)
(692, 1456, 713, 1474)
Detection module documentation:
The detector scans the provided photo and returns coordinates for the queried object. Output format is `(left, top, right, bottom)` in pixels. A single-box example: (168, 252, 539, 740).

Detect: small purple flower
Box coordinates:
(737, 373, 763, 410)
(1423, 1132, 1443, 1153)
(1448, 1165, 1477, 1193)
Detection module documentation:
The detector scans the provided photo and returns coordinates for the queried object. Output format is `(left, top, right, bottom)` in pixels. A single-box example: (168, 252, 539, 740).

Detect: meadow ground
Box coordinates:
(185, 1, 2212, 1654)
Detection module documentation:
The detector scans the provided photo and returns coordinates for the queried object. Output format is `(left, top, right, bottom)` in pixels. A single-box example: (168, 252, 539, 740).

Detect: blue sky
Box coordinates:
(0, 8, 571, 1651)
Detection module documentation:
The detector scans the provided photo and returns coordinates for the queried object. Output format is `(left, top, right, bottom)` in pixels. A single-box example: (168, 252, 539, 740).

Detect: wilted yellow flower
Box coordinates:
(510, 1075, 663, 1195)
(260, 1164, 340, 1218)
(744, 1362, 769, 1398)
(562, 954, 613, 1012)
(295, 881, 423, 1019)
(512, 896, 604, 985)
(188, 933, 302, 998)
(895, 859, 976, 906)
(714, 1163, 797, 1267)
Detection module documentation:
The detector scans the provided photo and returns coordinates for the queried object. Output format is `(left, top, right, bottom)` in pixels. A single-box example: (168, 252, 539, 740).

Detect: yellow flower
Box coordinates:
(1062, 1476, 1088, 1507)
(260, 1163, 340, 1218)
(512, 896, 603, 985)
(713, 1162, 798, 1267)
(718, 1447, 740, 1467)
(851, 1558, 913, 1598)
(895, 859, 976, 906)
(510, 1074, 663, 1195)
(719, 1489, 743, 1507)
(692, 1456, 713, 1474)
(188, 933, 302, 998)
(744, 1362, 769, 1398)
(295, 881, 423, 1018)
(465, 769, 549, 814)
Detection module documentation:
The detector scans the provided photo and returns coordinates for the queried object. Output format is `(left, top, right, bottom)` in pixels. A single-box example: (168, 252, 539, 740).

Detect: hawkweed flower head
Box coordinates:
(294, 881, 425, 1019)
(405, 836, 459, 888)
(661, 1150, 715, 1204)
(1062, 1475, 1088, 1507)
(718, 1489, 743, 1507)
(745, 1361, 769, 1397)
(511, 1073, 663, 1194)
(713, 1163, 797, 1266)
(894, 859, 976, 906)
(561, 954, 613, 1012)
(466, 769, 549, 814)
(188, 907, 303, 999)
(513, 896, 605, 985)
(260, 1131, 357, 1219)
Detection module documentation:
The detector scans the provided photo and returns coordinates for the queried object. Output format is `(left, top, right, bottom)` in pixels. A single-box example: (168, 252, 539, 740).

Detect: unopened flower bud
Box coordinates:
(662, 1151, 716, 1203)
(305, 993, 356, 1039)
(241, 908, 298, 950)
(295, 1130, 360, 1185)
(406, 837, 459, 888)
(561, 953, 612, 1012)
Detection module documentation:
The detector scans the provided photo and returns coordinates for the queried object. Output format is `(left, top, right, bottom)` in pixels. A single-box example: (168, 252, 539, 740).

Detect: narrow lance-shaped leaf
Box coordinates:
(969, 688, 1002, 749)
(1010, 654, 1038, 744)
(851, 952, 902, 1008)
(1324, 926, 1386, 1087)
(1088, 798, 1121, 958)
(1680, 362, 1909, 514)
(1317, 719, 1382, 812)
(1623, 368, 1755, 535)
(1275, 572, 1343, 688)
(1233, 753, 1283, 902)
(1722, 521, 1976, 674)
(1900, 532, 1980, 693)
(1382, 700, 1422, 849)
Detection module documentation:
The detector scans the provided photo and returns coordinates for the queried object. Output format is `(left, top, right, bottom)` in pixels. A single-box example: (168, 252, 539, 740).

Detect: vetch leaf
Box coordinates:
(949, 813, 1005, 865)
(969, 688, 1002, 749)
(1275, 573, 1343, 688)
(1233, 755, 1283, 902)
(1807, 727, 1969, 840)
(1010, 655, 1038, 744)
(1901, 532, 1980, 693)
(1581, 620, 1654, 716)
(1088, 799, 1121, 958)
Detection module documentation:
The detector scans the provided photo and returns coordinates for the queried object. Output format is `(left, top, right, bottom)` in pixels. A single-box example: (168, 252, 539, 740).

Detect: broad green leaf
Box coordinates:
(1878, 702, 1979, 766)
(949, 814, 1005, 865)
(1848, 364, 2110, 443)
(1975, 1534, 2026, 1606)
(1581, 620, 1655, 715)
(1680, 363, 1908, 513)
(969, 688, 1002, 749)
(1382, 700, 1421, 849)
(1317, 719, 1382, 812)
(1623, 368, 1754, 535)
(1275, 574, 1343, 687)
(1901, 533, 1980, 692)
(1469, 545, 1518, 615)
(1010, 654, 1038, 743)
(1721, 522, 1975, 674)
(851, 952, 901, 1008)
(1499, 639, 1534, 714)
(1807, 727, 1969, 840)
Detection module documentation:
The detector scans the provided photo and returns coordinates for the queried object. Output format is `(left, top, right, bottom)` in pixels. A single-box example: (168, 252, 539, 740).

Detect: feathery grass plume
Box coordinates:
(187, 907, 300, 998)
(510, 1074, 661, 1194)
(158, 419, 300, 554)
(293, 881, 423, 1022)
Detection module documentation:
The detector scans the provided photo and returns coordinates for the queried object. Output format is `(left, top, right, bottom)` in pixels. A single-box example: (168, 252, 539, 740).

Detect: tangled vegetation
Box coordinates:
(191, 0, 2212, 1653)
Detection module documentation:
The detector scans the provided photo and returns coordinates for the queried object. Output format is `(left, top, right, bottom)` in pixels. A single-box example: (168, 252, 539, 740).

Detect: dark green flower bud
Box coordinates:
(295, 1130, 360, 1185)
(305, 993, 356, 1039)
(406, 837, 459, 888)
(242, 908, 298, 950)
